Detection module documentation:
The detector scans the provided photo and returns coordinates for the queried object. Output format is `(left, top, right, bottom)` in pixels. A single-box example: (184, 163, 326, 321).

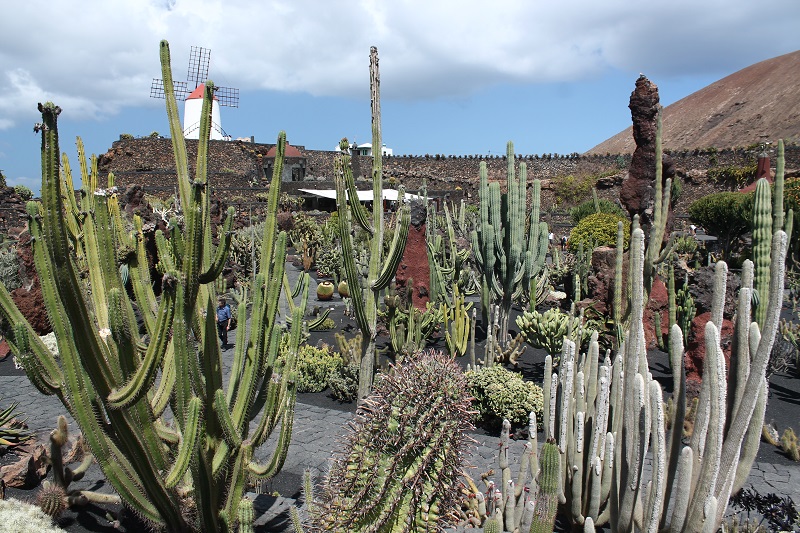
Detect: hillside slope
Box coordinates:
(587, 50, 800, 154)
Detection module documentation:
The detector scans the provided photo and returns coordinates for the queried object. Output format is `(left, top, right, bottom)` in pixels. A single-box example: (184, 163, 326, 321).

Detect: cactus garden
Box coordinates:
(0, 41, 800, 533)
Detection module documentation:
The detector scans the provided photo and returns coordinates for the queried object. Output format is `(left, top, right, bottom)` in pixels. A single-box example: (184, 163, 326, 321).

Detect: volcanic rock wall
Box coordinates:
(94, 138, 800, 221)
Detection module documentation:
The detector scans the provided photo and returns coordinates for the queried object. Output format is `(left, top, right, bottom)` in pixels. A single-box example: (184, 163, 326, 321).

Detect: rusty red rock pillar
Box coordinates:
(395, 200, 430, 311)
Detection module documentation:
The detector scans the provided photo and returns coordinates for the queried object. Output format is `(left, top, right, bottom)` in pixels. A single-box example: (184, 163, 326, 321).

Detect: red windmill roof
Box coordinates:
(186, 84, 218, 101)
(267, 143, 304, 158)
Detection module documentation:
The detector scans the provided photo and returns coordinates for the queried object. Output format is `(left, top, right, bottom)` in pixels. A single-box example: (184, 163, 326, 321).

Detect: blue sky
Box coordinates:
(1, 0, 798, 194)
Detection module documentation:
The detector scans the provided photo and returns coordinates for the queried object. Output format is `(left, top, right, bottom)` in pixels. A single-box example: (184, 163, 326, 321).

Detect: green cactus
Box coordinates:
(752, 177, 773, 329)
(441, 285, 473, 359)
(0, 41, 306, 532)
(312, 350, 474, 532)
(41, 415, 118, 516)
(529, 439, 560, 533)
(516, 307, 594, 361)
(781, 428, 800, 461)
(471, 143, 549, 356)
(335, 47, 410, 399)
(427, 200, 476, 305)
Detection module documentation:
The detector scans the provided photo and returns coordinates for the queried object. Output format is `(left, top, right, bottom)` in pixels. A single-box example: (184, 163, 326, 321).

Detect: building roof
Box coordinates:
(298, 189, 426, 202)
(267, 143, 304, 158)
(186, 84, 218, 101)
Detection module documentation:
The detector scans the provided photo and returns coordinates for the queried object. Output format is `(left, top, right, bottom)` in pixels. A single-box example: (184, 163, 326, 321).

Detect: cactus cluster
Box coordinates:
(0, 41, 305, 532)
(312, 350, 474, 532)
(540, 218, 787, 531)
(461, 416, 562, 533)
(471, 144, 549, 355)
(516, 307, 594, 361)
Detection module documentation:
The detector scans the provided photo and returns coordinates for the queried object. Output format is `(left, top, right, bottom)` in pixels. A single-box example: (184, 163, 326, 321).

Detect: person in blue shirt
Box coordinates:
(216, 297, 232, 349)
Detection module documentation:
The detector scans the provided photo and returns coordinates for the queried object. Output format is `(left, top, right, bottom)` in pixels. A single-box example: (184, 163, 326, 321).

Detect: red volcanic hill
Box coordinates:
(587, 50, 800, 155)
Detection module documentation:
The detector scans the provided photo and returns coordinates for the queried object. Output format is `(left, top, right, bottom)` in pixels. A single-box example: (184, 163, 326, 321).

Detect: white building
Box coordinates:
(334, 141, 393, 156)
(183, 84, 224, 140)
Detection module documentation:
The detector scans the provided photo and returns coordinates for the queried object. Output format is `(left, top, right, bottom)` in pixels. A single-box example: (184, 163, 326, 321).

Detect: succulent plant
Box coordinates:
(0, 41, 306, 532)
(335, 47, 410, 399)
(313, 350, 474, 532)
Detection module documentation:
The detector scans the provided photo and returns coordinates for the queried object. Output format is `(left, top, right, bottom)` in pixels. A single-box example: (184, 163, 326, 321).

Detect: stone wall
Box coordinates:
(96, 138, 800, 220)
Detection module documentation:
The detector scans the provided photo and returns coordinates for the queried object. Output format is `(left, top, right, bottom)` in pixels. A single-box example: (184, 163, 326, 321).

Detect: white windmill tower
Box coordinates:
(150, 46, 239, 140)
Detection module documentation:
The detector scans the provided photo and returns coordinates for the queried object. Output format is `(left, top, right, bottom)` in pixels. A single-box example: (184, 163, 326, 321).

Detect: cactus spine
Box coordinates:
(0, 41, 305, 532)
(335, 46, 410, 399)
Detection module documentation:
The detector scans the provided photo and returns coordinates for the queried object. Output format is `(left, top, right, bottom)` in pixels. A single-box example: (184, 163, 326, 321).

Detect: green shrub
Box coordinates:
(328, 362, 360, 402)
(465, 365, 543, 427)
(13, 185, 33, 200)
(294, 343, 342, 393)
(553, 174, 596, 207)
(673, 234, 698, 255)
(688, 192, 752, 259)
(707, 163, 757, 188)
(569, 198, 627, 225)
(119, 133, 134, 140)
(568, 212, 629, 252)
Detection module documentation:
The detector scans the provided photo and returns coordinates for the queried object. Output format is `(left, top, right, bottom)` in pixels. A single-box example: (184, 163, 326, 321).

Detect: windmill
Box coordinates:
(150, 46, 239, 140)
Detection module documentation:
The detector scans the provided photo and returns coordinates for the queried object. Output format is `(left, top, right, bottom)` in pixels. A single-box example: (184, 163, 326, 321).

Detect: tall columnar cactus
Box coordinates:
(471, 144, 549, 353)
(312, 351, 474, 532)
(752, 138, 792, 330)
(541, 221, 787, 532)
(752, 177, 773, 329)
(0, 41, 305, 533)
(335, 46, 410, 399)
(529, 439, 561, 533)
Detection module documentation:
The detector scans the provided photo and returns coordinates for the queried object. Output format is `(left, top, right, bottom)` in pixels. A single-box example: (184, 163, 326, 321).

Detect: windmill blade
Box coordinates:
(214, 86, 239, 108)
(150, 79, 189, 101)
(187, 46, 211, 88)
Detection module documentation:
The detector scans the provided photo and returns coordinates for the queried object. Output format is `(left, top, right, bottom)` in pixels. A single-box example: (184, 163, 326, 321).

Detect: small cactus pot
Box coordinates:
(317, 281, 334, 301)
(338, 280, 350, 298)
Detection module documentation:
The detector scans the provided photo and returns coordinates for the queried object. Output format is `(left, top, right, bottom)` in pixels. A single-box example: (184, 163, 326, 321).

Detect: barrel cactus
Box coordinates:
(313, 350, 474, 532)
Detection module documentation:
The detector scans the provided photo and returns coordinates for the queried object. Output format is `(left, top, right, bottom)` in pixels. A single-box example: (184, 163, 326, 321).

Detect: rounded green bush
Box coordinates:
(13, 185, 33, 200)
(569, 198, 627, 225)
(295, 343, 342, 393)
(568, 212, 629, 252)
(465, 365, 543, 427)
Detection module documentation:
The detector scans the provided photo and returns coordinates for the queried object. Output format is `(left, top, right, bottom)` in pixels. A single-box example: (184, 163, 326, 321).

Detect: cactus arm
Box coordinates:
(213, 387, 243, 449)
(729, 377, 767, 496)
(159, 40, 191, 208)
(106, 279, 177, 408)
(666, 446, 693, 532)
(198, 206, 235, 283)
(643, 381, 666, 533)
(774, 139, 785, 231)
(344, 164, 374, 234)
(371, 204, 410, 290)
(164, 396, 203, 488)
(150, 342, 175, 417)
(335, 150, 369, 336)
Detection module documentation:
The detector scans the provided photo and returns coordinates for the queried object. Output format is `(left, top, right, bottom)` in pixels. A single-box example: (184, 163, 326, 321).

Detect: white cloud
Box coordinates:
(1, 0, 797, 127)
